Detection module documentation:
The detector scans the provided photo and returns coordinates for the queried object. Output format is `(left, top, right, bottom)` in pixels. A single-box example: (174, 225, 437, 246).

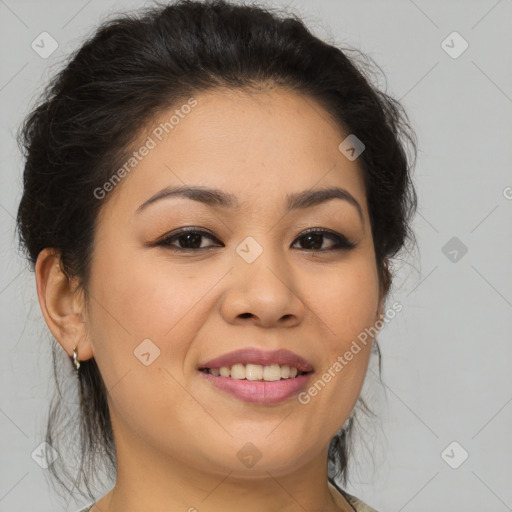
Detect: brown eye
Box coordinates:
(292, 228, 356, 251)
(154, 227, 356, 253)
(157, 228, 222, 251)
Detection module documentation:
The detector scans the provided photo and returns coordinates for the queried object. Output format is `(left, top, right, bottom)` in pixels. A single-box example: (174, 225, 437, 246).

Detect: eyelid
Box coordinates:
(293, 227, 357, 250)
(153, 226, 357, 252)
(155, 226, 218, 241)
(151, 227, 222, 252)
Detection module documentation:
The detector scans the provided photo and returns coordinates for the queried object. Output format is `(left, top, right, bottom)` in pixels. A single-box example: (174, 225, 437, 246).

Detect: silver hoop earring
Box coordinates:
(73, 346, 81, 372)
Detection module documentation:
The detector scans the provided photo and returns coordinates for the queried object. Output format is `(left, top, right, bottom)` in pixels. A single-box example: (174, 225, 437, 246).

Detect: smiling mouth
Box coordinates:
(199, 363, 311, 381)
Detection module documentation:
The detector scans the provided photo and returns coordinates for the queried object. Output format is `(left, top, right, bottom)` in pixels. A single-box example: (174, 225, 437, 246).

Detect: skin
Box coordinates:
(36, 86, 385, 512)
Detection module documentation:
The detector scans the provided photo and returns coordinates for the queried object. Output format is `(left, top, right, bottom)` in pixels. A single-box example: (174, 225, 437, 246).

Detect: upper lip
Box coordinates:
(199, 347, 314, 373)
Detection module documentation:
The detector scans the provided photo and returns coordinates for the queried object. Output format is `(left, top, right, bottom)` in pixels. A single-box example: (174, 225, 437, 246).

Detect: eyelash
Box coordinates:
(154, 226, 357, 253)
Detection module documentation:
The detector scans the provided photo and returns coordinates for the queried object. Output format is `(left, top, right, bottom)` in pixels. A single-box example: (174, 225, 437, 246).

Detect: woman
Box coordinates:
(16, 1, 417, 510)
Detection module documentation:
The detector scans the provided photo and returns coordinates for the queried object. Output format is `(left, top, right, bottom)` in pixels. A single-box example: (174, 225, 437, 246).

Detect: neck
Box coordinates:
(93, 419, 353, 512)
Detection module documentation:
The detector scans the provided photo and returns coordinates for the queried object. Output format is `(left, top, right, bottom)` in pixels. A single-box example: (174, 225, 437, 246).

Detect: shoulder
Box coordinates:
(328, 479, 381, 512)
(343, 491, 381, 512)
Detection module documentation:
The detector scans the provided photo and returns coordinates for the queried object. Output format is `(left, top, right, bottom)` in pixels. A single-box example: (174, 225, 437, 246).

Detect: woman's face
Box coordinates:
(82, 87, 383, 478)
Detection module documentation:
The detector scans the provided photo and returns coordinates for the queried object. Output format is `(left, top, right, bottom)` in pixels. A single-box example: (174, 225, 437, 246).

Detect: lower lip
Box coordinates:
(199, 371, 312, 404)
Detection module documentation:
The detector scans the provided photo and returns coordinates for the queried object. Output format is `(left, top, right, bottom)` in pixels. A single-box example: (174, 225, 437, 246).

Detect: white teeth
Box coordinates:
(230, 363, 246, 379)
(245, 364, 263, 381)
(205, 363, 305, 380)
(263, 364, 281, 381)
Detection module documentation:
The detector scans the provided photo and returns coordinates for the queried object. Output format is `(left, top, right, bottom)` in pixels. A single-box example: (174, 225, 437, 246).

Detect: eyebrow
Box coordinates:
(136, 185, 364, 223)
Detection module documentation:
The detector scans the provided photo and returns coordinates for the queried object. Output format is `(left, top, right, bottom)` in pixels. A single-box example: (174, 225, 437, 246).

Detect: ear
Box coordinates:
(375, 298, 385, 324)
(35, 248, 94, 362)
(375, 260, 391, 322)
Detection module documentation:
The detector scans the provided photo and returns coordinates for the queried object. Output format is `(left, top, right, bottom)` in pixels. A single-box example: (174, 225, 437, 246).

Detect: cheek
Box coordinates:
(90, 232, 182, 333)
(309, 257, 380, 344)
(302, 258, 380, 408)
(86, 242, 221, 373)
(85, 249, 206, 426)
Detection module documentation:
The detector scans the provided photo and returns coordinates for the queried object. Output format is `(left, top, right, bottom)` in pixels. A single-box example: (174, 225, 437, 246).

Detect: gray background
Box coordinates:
(1, 0, 511, 511)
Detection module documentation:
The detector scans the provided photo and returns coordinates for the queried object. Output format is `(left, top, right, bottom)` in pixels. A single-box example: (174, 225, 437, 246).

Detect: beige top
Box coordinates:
(344, 494, 379, 512)
(78, 484, 379, 512)
(328, 481, 380, 512)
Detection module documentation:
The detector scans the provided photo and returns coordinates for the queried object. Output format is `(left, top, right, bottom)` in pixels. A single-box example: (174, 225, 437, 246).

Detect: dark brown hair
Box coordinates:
(16, 0, 417, 502)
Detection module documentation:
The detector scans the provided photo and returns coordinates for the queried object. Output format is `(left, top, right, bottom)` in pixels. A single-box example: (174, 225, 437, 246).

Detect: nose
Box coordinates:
(219, 243, 305, 328)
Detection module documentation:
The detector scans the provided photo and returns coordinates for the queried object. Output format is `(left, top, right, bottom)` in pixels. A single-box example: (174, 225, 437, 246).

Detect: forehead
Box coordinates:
(99, 86, 368, 219)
